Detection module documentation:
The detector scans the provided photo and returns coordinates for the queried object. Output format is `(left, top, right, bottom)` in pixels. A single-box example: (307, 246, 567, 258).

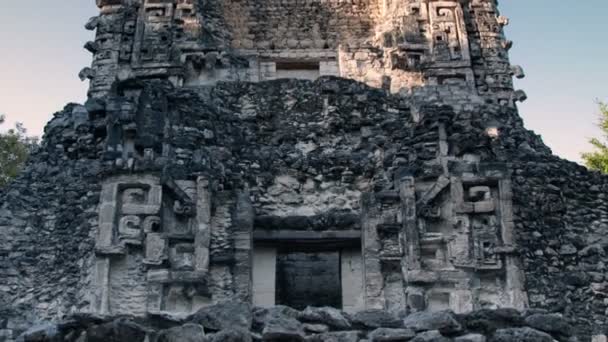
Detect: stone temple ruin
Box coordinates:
(2, 0, 608, 341)
(84, 0, 528, 315)
(85, 0, 524, 102)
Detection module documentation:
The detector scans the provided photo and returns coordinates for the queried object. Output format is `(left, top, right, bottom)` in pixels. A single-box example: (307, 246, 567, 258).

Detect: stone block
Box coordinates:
(262, 315, 305, 341)
(300, 307, 352, 330)
(454, 334, 486, 342)
(368, 328, 416, 341)
(473, 201, 495, 213)
(145, 233, 167, 265)
(147, 269, 171, 283)
(351, 310, 402, 329)
(403, 311, 462, 334)
(304, 324, 330, 334)
(189, 301, 253, 331)
(411, 330, 452, 342)
(170, 244, 195, 270)
(118, 215, 142, 241)
(490, 327, 553, 342)
(310, 331, 361, 342)
(121, 186, 162, 215)
(524, 313, 572, 337)
(157, 323, 205, 342)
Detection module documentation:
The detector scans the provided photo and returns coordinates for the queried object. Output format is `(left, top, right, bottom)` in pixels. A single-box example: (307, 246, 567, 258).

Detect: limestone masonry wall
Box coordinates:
(12, 301, 586, 342)
(1, 79, 608, 341)
(0, 0, 607, 342)
(222, 0, 382, 50)
(84, 0, 524, 107)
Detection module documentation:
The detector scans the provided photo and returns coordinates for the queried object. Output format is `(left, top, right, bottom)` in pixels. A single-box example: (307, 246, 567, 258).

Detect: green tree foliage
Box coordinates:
(0, 115, 38, 187)
(582, 102, 608, 173)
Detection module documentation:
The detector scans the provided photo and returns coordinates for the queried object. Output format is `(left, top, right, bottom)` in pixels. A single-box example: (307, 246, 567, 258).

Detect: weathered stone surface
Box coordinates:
(189, 302, 252, 331)
(157, 323, 206, 342)
(300, 307, 352, 330)
(85, 318, 150, 342)
(411, 330, 452, 342)
(6, 307, 596, 342)
(207, 328, 252, 342)
(146, 312, 187, 330)
(262, 315, 305, 341)
(368, 327, 416, 341)
(304, 324, 330, 334)
(454, 334, 486, 342)
(489, 327, 554, 342)
(403, 311, 462, 335)
(460, 309, 525, 335)
(524, 314, 573, 338)
(308, 331, 362, 342)
(352, 310, 403, 329)
(253, 306, 301, 332)
(18, 323, 59, 342)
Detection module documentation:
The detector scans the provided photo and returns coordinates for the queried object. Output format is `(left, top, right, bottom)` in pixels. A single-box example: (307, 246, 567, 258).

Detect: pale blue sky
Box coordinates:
(0, 1, 606, 163)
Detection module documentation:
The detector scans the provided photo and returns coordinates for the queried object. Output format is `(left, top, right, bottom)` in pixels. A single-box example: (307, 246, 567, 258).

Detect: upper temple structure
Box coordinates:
(85, 0, 524, 105)
(1, 1, 608, 341)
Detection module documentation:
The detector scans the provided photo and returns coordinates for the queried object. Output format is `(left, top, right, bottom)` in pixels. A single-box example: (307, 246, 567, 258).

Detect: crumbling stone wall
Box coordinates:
(83, 0, 525, 108)
(0, 105, 104, 337)
(14, 301, 581, 342)
(510, 150, 608, 339)
(223, 0, 382, 50)
(2, 78, 608, 341)
(0, 2, 607, 341)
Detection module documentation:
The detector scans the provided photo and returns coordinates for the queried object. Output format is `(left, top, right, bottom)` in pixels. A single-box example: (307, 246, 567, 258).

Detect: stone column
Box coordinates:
(399, 175, 424, 312)
(498, 179, 528, 309)
(195, 177, 211, 273)
(361, 193, 384, 309)
(234, 189, 254, 302)
(93, 182, 118, 314)
(399, 176, 420, 270)
(94, 257, 111, 315)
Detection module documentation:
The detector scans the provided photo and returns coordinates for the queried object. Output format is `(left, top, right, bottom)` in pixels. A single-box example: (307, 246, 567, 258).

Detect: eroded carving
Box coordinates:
(84, 0, 528, 320)
(362, 156, 527, 314)
(93, 175, 212, 315)
(87, 0, 518, 106)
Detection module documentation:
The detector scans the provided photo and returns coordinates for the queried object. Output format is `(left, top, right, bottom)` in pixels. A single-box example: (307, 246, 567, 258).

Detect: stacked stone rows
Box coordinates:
(17, 301, 578, 342)
(2, 77, 608, 341)
(0, 104, 105, 341)
(223, 0, 381, 50)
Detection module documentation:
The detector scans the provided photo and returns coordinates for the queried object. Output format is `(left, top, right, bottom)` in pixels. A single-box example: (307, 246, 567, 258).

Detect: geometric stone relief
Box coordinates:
(89, 0, 516, 104)
(427, 1, 471, 63)
(411, 168, 526, 312)
(339, 0, 476, 91)
(84, 0, 526, 316)
(92, 174, 212, 316)
(362, 164, 528, 315)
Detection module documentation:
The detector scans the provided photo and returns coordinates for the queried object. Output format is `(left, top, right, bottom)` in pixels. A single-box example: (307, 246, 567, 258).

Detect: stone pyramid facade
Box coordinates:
(1, 1, 607, 341)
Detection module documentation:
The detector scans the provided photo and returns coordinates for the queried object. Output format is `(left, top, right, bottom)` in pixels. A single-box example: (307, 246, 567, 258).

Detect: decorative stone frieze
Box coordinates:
(85, 0, 521, 108)
(2, 1, 608, 341)
(92, 175, 213, 316)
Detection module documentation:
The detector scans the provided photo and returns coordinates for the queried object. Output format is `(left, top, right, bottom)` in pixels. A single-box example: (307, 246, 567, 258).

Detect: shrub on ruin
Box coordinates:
(582, 102, 608, 173)
(0, 115, 38, 187)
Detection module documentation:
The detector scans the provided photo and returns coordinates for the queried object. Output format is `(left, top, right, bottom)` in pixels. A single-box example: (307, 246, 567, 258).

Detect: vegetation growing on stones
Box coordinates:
(582, 102, 608, 173)
(0, 115, 37, 187)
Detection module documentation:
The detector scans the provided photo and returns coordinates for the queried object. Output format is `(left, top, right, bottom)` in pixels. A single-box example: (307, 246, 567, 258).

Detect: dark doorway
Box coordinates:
(275, 250, 342, 310)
